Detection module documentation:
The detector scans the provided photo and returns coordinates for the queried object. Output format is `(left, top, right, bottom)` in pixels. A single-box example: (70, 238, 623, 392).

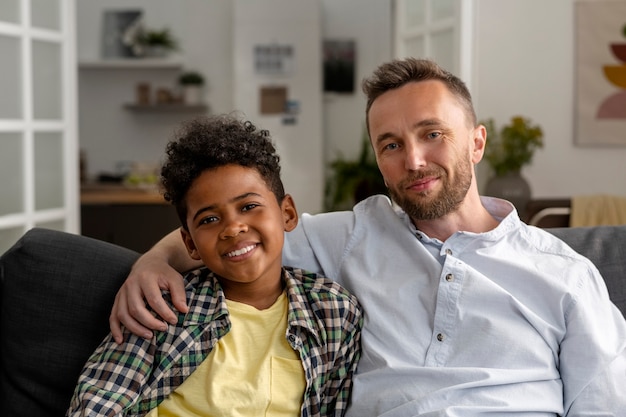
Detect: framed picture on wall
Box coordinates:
(101, 10, 143, 58)
(323, 40, 356, 93)
(574, 1, 626, 146)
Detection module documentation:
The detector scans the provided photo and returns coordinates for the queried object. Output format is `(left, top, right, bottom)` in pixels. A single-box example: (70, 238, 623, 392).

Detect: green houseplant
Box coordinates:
(178, 71, 205, 86)
(178, 71, 205, 105)
(482, 116, 544, 213)
(483, 116, 544, 177)
(137, 28, 178, 56)
(324, 128, 387, 211)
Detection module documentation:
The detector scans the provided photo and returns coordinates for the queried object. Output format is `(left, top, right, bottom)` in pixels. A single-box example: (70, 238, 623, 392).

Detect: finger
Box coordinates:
(168, 274, 189, 315)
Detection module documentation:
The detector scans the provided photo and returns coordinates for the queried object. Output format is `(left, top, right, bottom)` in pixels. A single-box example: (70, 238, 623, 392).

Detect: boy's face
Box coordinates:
(180, 164, 297, 290)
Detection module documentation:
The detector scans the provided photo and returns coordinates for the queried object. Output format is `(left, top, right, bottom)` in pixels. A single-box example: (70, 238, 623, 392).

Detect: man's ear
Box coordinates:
(180, 227, 201, 260)
(281, 194, 298, 232)
(472, 124, 487, 164)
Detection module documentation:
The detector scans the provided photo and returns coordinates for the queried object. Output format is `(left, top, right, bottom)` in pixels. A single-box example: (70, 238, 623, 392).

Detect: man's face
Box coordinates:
(367, 80, 483, 221)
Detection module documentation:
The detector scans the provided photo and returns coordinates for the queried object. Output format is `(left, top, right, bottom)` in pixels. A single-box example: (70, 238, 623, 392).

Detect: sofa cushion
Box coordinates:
(548, 225, 626, 316)
(0, 228, 140, 417)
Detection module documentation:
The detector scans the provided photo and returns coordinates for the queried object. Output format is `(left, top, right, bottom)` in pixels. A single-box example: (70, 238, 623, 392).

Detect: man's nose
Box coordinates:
(404, 143, 427, 171)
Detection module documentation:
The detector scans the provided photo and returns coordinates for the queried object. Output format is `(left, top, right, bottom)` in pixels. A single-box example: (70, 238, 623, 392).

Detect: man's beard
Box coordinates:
(388, 158, 473, 221)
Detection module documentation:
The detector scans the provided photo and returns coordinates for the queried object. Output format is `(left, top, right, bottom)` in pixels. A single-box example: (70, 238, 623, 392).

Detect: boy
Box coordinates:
(66, 114, 362, 416)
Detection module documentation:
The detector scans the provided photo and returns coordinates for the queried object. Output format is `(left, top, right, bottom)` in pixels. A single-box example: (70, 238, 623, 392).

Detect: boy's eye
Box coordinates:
(199, 215, 218, 225)
(242, 203, 259, 212)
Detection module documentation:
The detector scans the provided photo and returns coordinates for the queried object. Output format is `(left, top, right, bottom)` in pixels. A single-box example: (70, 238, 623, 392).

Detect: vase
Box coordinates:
(485, 171, 531, 214)
(182, 86, 202, 105)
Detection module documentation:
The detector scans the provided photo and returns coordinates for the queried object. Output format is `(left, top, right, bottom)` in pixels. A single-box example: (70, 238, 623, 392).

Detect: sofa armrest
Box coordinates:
(0, 228, 140, 417)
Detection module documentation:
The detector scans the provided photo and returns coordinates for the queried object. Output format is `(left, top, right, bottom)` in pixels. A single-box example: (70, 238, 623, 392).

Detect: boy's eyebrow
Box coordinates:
(191, 192, 263, 221)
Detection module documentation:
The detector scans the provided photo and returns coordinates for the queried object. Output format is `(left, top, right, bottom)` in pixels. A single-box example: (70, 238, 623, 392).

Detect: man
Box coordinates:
(111, 58, 626, 416)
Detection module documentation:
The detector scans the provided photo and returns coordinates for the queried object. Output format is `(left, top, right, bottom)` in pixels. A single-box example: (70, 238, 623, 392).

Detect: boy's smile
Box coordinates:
(181, 164, 298, 308)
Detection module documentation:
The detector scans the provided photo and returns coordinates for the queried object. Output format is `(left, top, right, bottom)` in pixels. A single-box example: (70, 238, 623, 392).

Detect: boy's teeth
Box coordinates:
(227, 245, 255, 257)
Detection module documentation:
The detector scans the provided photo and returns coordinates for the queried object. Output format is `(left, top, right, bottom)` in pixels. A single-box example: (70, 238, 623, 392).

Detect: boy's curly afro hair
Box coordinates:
(160, 114, 284, 227)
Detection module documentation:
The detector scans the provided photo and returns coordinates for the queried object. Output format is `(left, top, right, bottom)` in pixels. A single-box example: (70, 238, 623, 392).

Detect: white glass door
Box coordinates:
(394, 0, 473, 84)
(0, 0, 78, 253)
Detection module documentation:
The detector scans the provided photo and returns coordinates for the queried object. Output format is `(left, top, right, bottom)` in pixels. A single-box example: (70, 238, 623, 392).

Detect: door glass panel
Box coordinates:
(405, 35, 425, 59)
(32, 40, 62, 120)
(0, 0, 20, 24)
(431, 29, 455, 73)
(31, 0, 61, 31)
(0, 226, 25, 255)
(0, 132, 24, 215)
(0, 35, 22, 118)
(34, 132, 64, 210)
(432, 0, 455, 21)
(36, 219, 65, 231)
(405, 0, 425, 28)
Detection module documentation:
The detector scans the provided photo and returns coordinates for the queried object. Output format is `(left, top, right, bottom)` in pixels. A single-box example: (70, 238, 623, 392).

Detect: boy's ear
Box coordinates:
(180, 227, 202, 260)
(281, 194, 298, 232)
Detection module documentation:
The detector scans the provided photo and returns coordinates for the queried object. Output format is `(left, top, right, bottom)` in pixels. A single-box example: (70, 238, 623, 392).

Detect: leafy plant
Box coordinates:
(482, 116, 544, 177)
(178, 71, 205, 86)
(324, 128, 386, 211)
(137, 28, 178, 50)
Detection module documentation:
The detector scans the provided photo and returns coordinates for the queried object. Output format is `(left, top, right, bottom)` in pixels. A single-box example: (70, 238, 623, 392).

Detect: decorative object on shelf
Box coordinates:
(135, 82, 151, 105)
(135, 27, 179, 57)
(482, 116, 544, 213)
(101, 10, 143, 58)
(324, 128, 386, 211)
(178, 71, 205, 105)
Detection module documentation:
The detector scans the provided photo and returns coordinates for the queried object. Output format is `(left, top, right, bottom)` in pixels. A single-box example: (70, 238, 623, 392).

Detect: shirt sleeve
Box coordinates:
(283, 210, 356, 280)
(320, 298, 363, 416)
(560, 261, 626, 415)
(66, 331, 156, 416)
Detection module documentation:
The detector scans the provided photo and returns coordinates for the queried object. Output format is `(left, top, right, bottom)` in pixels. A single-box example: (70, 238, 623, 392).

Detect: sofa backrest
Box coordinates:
(548, 225, 626, 317)
(0, 228, 140, 417)
(0, 225, 624, 417)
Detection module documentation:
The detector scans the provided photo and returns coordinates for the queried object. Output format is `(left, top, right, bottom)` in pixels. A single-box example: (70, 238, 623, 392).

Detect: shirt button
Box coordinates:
(437, 333, 444, 342)
(445, 248, 453, 255)
(445, 273, 454, 282)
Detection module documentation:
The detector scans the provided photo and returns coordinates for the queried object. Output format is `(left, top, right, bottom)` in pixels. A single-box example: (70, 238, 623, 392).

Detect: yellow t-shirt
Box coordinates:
(148, 291, 306, 416)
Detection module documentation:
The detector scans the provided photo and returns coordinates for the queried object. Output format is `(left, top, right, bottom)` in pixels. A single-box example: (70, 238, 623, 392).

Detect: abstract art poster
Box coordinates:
(575, 1, 626, 146)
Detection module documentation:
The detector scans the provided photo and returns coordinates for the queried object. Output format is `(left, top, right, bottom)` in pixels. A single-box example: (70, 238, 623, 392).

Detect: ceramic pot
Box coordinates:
(182, 86, 202, 105)
(485, 171, 531, 214)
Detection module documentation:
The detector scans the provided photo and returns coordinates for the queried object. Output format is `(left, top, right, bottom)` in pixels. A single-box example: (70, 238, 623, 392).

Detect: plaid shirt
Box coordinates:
(66, 267, 362, 417)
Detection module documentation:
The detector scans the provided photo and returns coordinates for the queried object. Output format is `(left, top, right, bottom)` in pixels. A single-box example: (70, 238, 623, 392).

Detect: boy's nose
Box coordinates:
(219, 218, 248, 239)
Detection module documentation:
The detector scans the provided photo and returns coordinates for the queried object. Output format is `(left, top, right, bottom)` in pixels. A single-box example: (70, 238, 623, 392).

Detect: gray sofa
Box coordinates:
(1, 226, 625, 417)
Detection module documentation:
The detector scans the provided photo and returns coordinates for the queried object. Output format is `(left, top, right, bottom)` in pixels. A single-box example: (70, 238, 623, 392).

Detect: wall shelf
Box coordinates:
(123, 103, 208, 113)
(79, 58, 183, 69)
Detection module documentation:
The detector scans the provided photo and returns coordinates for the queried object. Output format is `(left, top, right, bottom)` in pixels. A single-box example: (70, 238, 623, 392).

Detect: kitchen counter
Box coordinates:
(80, 183, 166, 205)
(80, 183, 179, 253)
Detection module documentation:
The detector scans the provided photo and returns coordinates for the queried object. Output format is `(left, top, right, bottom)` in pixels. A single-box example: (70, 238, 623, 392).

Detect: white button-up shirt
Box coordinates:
(283, 195, 626, 416)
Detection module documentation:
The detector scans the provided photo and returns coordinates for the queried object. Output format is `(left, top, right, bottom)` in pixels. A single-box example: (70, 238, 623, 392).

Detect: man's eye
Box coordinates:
(383, 142, 399, 151)
(427, 131, 441, 140)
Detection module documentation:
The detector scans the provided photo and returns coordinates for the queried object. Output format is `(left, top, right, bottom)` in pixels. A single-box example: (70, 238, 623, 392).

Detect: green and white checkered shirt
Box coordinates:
(66, 266, 362, 417)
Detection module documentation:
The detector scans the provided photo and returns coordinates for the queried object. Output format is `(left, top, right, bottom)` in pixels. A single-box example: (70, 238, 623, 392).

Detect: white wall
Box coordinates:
(473, 0, 626, 198)
(76, 0, 392, 213)
(233, 0, 324, 214)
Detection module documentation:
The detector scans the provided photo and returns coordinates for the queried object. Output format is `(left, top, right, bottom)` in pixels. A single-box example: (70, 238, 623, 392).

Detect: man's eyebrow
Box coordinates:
(191, 192, 262, 221)
(374, 119, 443, 144)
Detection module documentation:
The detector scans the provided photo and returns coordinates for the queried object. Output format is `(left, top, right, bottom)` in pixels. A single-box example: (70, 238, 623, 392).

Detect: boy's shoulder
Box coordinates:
(283, 266, 361, 310)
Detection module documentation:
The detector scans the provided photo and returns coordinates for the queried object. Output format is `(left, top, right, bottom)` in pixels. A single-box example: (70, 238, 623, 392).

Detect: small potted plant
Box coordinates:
(137, 28, 178, 57)
(178, 71, 205, 105)
(482, 115, 544, 212)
